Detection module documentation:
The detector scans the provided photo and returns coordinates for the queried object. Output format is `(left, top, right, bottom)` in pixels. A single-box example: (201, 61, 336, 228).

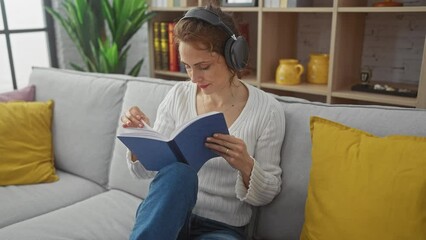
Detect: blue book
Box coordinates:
(117, 112, 229, 172)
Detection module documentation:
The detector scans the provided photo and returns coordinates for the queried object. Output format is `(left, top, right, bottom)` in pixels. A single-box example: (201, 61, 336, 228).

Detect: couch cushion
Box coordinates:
(109, 78, 177, 198)
(254, 98, 426, 240)
(0, 100, 58, 186)
(29, 67, 127, 186)
(0, 170, 105, 228)
(0, 190, 140, 240)
(300, 116, 426, 240)
(0, 84, 35, 102)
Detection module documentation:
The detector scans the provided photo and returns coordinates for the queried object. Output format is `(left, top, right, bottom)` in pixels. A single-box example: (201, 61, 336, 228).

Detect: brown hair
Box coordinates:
(173, 2, 242, 77)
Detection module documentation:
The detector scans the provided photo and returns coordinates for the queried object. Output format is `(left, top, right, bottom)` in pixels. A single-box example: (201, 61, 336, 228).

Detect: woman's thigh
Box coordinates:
(190, 215, 246, 240)
(194, 230, 244, 240)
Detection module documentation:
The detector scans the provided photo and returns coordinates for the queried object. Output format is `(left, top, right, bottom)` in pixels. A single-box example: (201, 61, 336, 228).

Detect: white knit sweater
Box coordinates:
(127, 80, 285, 227)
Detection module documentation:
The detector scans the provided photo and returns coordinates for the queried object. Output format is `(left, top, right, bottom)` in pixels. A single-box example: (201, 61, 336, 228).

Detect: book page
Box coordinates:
(119, 121, 168, 141)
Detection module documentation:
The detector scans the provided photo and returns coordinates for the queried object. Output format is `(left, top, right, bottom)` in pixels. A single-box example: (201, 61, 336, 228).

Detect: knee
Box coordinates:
(153, 162, 198, 198)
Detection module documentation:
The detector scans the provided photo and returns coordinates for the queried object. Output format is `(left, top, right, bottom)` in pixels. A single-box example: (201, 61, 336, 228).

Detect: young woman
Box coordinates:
(121, 3, 285, 239)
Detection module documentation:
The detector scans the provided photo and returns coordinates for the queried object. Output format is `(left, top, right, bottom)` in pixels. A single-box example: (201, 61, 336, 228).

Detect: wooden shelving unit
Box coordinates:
(148, 0, 426, 109)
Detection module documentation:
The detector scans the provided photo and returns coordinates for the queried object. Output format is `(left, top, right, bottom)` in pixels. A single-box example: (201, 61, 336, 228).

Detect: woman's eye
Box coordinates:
(200, 65, 210, 70)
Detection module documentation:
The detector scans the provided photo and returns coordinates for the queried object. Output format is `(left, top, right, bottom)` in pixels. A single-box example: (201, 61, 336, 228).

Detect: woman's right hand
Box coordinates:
(121, 106, 150, 128)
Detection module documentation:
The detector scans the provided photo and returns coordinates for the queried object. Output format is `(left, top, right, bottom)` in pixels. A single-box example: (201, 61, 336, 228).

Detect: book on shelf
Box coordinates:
(282, 0, 312, 7)
(153, 22, 162, 70)
(168, 22, 179, 72)
(160, 22, 169, 70)
(117, 112, 229, 172)
(264, 0, 312, 7)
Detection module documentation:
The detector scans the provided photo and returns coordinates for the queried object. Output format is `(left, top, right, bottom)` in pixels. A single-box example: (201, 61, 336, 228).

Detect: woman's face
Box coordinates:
(179, 41, 232, 94)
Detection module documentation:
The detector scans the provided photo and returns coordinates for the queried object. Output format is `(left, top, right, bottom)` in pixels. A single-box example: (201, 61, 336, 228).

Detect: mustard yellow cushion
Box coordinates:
(300, 116, 426, 240)
(0, 100, 58, 185)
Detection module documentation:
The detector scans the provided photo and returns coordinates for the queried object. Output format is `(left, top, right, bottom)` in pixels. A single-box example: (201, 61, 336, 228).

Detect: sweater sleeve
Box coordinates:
(126, 150, 156, 179)
(235, 102, 286, 206)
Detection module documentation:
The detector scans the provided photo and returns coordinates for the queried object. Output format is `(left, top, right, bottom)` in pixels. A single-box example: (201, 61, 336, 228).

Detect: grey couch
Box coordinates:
(1, 67, 425, 240)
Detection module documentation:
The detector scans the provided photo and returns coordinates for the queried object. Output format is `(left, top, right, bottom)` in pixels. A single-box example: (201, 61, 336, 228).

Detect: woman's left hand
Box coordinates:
(205, 134, 254, 187)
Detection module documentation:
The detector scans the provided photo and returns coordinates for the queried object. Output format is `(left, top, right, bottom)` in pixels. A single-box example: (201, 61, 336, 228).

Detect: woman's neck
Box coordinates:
(199, 79, 247, 114)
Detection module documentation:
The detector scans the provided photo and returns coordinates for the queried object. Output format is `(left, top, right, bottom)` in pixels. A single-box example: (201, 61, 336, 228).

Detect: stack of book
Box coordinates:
(151, 0, 198, 8)
(153, 21, 184, 73)
(153, 21, 251, 74)
(264, 0, 312, 7)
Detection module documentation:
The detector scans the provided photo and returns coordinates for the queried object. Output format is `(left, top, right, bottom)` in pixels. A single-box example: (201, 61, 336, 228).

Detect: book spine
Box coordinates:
(168, 22, 179, 72)
(153, 22, 162, 70)
(280, 0, 288, 7)
(160, 22, 169, 71)
(168, 141, 187, 164)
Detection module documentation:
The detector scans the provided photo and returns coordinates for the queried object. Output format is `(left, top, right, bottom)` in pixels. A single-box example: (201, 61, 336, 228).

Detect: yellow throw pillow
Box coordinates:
(0, 100, 58, 185)
(300, 116, 426, 240)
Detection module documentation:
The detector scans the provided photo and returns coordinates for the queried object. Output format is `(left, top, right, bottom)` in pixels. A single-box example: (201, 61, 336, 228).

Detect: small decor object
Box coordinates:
(222, 0, 257, 7)
(281, 0, 313, 8)
(360, 67, 372, 85)
(275, 59, 304, 85)
(351, 83, 418, 98)
(307, 54, 329, 85)
(373, 0, 403, 7)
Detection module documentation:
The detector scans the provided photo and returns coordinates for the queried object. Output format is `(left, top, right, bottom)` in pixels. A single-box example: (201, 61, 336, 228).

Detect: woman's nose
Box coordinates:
(190, 70, 202, 83)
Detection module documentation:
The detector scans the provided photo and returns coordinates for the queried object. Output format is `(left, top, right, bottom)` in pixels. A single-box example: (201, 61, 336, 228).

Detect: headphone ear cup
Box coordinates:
(224, 36, 249, 71)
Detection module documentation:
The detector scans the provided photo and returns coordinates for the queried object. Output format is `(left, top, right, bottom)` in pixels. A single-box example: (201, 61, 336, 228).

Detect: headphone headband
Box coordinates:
(180, 7, 249, 71)
(182, 8, 236, 40)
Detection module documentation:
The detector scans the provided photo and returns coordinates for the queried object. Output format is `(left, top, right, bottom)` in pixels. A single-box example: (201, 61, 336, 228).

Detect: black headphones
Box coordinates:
(181, 7, 249, 71)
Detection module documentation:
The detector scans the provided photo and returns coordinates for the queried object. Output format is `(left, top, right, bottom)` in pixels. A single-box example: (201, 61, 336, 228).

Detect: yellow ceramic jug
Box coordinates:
(275, 59, 304, 85)
(307, 54, 329, 84)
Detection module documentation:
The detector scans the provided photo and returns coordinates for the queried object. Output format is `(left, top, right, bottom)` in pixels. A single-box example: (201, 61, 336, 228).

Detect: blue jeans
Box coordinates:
(129, 162, 246, 240)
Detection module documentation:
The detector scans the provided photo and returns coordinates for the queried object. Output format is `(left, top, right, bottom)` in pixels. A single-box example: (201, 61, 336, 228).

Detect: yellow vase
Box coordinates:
(275, 59, 304, 85)
(307, 54, 329, 84)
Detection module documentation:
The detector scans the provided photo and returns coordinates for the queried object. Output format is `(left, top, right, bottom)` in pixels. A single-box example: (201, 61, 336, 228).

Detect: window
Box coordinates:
(0, 0, 57, 93)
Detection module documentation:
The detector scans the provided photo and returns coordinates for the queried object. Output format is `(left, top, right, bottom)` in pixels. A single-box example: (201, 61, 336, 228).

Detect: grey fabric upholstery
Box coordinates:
(29, 68, 127, 186)
(109, 79, 177, 199)
(0, 190, 140, 240)
(2, 67, 425, 239)
(0, 170, 104, 228)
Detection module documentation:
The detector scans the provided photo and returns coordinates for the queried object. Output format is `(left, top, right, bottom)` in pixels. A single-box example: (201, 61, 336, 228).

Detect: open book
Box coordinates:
(117, 112, 229, 172)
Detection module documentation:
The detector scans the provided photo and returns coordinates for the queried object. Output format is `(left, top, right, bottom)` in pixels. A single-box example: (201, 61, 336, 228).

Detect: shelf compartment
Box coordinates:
(338, 6, 426, 13)
(331, 90, 417, 107)
(260, 12, 333, 84)
(222, 7, 260, 12)
(154, 70, 188, 79)
(262, 7, 334, 13)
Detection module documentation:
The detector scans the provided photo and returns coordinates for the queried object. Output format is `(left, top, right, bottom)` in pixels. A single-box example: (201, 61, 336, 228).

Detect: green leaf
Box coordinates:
(128, 58, 144, 77)
(70, 62, 85, 72)
(48, 0, 154, 75)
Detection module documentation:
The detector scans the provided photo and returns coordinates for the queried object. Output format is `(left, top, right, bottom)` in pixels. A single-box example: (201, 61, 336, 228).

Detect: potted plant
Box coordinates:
(46, 0, 155, 76)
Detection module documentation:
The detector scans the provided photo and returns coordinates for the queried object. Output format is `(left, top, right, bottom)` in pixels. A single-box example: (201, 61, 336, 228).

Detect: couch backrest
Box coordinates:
(29, 67, 127, 187)
(253, 97, 426, 240)
(108, 78, 177, 198)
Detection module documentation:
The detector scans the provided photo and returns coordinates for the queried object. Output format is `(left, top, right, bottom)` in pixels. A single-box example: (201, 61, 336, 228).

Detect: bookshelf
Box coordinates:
(148, 0, 426, 109)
